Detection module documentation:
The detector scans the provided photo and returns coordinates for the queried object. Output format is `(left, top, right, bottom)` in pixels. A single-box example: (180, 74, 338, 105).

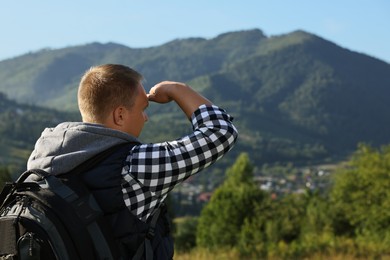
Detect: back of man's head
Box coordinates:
(78, 64, 143, 123)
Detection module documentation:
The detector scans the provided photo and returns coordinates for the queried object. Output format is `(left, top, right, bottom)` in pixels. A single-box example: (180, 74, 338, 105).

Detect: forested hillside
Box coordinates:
(0, 28, 390, 171)
(0, 93, 78, 173)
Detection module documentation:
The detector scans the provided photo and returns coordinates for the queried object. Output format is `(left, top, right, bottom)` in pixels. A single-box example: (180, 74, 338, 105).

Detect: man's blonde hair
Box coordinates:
(78, 64, 143, 123)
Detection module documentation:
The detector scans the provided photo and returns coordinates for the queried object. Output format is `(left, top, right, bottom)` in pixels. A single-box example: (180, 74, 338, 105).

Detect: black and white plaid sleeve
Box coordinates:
(121, 104, 238, 221)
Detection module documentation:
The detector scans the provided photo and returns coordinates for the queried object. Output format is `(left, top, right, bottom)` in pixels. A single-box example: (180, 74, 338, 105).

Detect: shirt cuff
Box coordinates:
(190, 104, 233, 129)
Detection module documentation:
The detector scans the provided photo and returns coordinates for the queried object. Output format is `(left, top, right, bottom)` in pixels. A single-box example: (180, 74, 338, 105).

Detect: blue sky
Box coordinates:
(1, 0, 389, 63)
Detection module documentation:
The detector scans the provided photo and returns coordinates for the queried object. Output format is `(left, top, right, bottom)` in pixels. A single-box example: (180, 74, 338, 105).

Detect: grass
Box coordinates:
(175, 248, 390, 260)
(175, 248, 240, 260)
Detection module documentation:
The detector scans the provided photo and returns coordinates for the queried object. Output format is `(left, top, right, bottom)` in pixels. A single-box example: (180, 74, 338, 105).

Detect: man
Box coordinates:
(27, 64, 238, 259)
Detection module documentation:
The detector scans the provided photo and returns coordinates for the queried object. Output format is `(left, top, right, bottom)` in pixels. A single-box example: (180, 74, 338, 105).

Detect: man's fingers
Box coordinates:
(147, 93, 156, 102)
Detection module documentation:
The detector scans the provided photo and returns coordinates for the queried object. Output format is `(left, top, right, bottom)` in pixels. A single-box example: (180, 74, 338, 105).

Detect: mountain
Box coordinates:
(195, 31, 390, 162)
(0, 28, 390, 170)
(0, 29, 268, 109)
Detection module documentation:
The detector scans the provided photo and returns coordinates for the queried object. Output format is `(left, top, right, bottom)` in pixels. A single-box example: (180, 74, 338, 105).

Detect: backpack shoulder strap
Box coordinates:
(60, 141, 139, 177)
(132, 207, 163, 260)
(58, 142, 139, 259)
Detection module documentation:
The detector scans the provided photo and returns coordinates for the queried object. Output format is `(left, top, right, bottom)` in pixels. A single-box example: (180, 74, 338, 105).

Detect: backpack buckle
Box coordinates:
(146, 227, 155, 240)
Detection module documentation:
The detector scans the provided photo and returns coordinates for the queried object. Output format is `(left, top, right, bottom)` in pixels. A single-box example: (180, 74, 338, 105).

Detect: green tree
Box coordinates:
(330, 144, 390, 245)
(238, 193, 307, 258)
(268, 194, 306, 243)
(238, 195, 273, 257)
(196, 153, 266, 249)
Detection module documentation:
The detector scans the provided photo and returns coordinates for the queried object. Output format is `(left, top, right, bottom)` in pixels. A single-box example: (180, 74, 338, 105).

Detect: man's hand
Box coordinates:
(147, 81, 180, 104)
(147, 81, 212, 119)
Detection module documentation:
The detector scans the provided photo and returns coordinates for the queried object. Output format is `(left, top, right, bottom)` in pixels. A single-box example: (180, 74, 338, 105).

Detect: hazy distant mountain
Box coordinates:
(0, 28, 390, 169)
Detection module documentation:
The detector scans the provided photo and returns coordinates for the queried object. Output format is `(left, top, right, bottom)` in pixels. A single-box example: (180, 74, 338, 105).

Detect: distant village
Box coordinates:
(171, 164, 337, 216)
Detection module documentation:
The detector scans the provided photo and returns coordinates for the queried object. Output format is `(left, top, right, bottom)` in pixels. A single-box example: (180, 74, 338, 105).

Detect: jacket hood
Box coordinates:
(27, 122, 139, 175)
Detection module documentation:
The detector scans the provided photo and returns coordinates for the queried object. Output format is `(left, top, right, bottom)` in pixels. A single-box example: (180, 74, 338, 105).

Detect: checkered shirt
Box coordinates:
(121, 104, 238, 221)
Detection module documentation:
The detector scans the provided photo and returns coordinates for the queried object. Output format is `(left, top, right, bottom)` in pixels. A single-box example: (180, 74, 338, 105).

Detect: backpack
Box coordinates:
(0, 144, 166, 260)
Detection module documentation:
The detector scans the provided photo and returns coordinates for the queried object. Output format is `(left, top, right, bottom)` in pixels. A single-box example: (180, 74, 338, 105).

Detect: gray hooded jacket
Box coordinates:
(27, 122, 139, 174)
(27, 122, 174, 259)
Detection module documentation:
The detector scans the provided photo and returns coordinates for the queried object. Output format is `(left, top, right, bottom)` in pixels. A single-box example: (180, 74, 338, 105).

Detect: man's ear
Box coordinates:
(113, 106, 125, 126)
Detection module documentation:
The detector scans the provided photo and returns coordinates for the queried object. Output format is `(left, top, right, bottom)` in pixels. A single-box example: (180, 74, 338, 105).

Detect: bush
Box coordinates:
(174, 217, 198, 252)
